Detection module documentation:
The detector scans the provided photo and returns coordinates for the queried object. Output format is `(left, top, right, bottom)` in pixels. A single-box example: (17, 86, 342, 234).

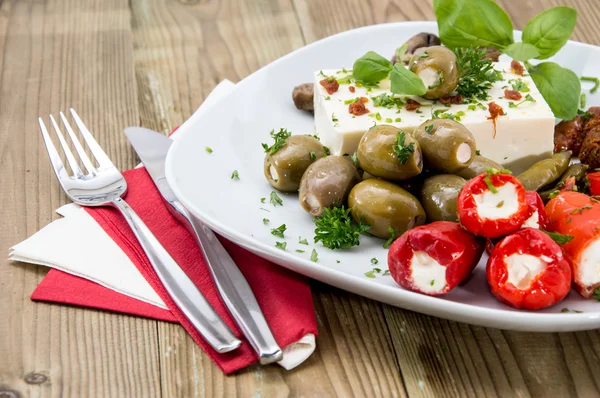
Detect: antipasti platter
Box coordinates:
(166, 1, 600, 332)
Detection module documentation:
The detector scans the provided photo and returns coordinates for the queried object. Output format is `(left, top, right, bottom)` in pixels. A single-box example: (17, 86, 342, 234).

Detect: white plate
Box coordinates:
(166, 21, 600, 332)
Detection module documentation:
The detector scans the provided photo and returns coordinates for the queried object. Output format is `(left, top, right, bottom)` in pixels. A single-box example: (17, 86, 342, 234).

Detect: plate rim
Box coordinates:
(165, 21, 600, 332)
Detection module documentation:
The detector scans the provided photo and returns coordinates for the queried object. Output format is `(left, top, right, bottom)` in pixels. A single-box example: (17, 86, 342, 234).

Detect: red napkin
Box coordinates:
(31, 167, 317, 374)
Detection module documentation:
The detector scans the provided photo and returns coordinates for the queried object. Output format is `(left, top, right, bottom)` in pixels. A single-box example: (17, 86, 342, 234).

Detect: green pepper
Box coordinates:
(516, 151, 572, 191)
(455, 155, 504, 180)
(538, 163, 588, 202)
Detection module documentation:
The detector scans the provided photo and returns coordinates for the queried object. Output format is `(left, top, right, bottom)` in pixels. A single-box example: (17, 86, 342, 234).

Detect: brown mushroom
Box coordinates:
(482, 47, 501, 62)
(391, 32, 441, 64)
(292, 83, 314, 111)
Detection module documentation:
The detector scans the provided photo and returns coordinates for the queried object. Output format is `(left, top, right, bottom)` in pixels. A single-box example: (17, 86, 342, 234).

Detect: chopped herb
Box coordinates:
(324, 96, 331, 100)
(561, 307, 584, 313)
(271, 224, 287, 238)
(430, 280, 435, 286)
(275, 241, 287, 250)
(318, 70, 325, 77)
(310, 249, 318, 262)
(428, 71, 444, 90)
(270, 191, 283, 206)
(260, 208, 270, 212)
(262, 128, 292, 155)
(477, 103, 487, 110)
(543, 230, 574, 244)
(432, 109, 448, 119)
(548, 190, 560, 200)
(205, 146, 213, 153)
(296, 249, 305, 253)
(371, 93, 405, 109)
(509, 79, 530, 92)
(310, 152, 316, 161)
(594, 287, 600, 301)
(383, 227, 396, 249)
(455, 47, 502, 100)
(455, 111, 466, 117)
(392, 131, 415, 164)
(299, 237, 309, 245)
(484, 174, 498, 194)
(424, 124, 434, 134)
(508, 94, 536, 108)
(351, 151, 359, 166)
(581, 93, 587, 109)
(475, 150, 481, 156)
(344, 97, 360, 105)
(260, 197, 266, 203)
(416, 109, 423, 114)
(385, 117, 393, 123)
(332, 113, 338, 122)
(570, 205, 593, 215)
(375, 112, 382, 121)
(313, 206, 371, 249)
(231, 170, 239, 180)
(382, 270, 390, 276)
(496, 200, 504, 208)
(364, 270, 376, 278)
(566, 218, 572, 223)
(324, 146, 331, 155)
(371, 258, 379, 265)
(468, 104, 476, 111)
(263, 218, 270, 224)
(395, 117, 401, 122)
(581, 76, 599, 93)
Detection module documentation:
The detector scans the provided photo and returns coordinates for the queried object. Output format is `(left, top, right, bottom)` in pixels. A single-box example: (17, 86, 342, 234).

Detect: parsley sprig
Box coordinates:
(454, 47, 502, 101)
(313, 206, 370, 250)
(392, 131, 415, 165)
(262, 128, 292, 155)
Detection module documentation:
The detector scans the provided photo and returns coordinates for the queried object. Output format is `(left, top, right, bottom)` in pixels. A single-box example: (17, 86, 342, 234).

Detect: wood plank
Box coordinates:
(131, 0, 407, 395)
(0, 1, 160, 397)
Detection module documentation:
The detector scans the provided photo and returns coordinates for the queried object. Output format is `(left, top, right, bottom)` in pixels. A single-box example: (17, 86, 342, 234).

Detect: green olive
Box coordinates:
(409, 46, 459, 100)
(348, 179, 426, 239)
(419, 174, 466, 222)
(455, 155, 504, 179)
(264, 135, 326, 192)
(299, 156, 361, 216)
(516, 151, 572, 191)
(357, 125, 422, 181)
(412, 119, 476, 173)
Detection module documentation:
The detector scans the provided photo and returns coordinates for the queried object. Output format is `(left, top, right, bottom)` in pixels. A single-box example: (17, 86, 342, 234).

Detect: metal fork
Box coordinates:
(38, 109, 242, 353)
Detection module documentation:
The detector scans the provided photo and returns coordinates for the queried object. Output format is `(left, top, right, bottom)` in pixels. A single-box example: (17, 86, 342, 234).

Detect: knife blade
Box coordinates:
(125, 127, 283, 365)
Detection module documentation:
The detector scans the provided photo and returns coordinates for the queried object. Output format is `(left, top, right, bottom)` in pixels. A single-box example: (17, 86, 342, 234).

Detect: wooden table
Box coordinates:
(2, 0, 600, 396)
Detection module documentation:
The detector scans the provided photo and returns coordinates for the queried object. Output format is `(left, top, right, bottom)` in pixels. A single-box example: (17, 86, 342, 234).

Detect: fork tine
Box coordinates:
(69, 108, 115, 169)
(49, 115, 83, 177)
(59, 111, 97, 174)
(38, 118, 69, 180)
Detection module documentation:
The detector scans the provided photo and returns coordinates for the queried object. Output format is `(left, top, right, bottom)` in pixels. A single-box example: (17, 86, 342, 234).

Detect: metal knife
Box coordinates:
(125, 127, 283, 365)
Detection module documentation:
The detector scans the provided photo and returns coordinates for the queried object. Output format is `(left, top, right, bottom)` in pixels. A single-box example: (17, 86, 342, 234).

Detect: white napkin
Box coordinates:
(9, 80, 315, 371)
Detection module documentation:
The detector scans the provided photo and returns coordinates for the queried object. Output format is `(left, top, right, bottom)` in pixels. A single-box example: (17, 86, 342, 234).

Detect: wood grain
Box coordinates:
(0, 1, 159, 397)
(3, 0, 600, 397)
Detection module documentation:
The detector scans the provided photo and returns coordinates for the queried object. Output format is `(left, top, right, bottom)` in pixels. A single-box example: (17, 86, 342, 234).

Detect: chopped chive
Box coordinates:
(581, 76, 599, 93)
(310, 249, 318, 262)
(205, 146, 213, 153)
(299, 237, 308, 245)
(263, 218, 269, 224)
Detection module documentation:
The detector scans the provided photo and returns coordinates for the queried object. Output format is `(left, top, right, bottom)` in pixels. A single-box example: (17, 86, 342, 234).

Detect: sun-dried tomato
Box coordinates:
(439, 95, 463, 105)
(405, 99, 421, 111)
(349, 100, 369, 116)
(504, 89, 522, 100)
(511, 60, 524, 76)
(487, 101, 505, 138)
(319, 78, 339, 94)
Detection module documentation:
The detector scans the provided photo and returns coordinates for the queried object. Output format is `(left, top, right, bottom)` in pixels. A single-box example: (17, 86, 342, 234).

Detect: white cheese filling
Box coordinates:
(456, 142, 472, 164)
(578, 238, 600, 288)
(521, 210, 539, 229)
(473, 182, 519, 220)
(506, 253, 547, 289)
(418, 68, 440, 89)
(410, 251, 447, 294)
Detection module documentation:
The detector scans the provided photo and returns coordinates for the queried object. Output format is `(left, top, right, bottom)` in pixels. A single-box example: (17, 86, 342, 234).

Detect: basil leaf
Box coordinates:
(504, 42, 540, 62)
(528, 62, 580, 120)
(390, 63, 426, 96)
(434, 0, 514, 50)
(352, 51, 393, 84)
(395, 43, 408, 59)
(522, 6, 577, 60)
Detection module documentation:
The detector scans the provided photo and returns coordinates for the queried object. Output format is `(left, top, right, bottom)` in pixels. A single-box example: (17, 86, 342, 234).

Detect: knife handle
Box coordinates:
(111, 197, 242, 353)
(173, 202, 283, 364)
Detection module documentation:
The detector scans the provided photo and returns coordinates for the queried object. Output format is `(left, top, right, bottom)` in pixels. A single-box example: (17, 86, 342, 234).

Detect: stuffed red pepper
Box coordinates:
(487, 228, 572, 310)
(546, 191, 600, 298)
(522, 191, 550, 230)
(457, 169, 529, 238)
(586, 171, 600, 196)
(388, 221, 485, 296)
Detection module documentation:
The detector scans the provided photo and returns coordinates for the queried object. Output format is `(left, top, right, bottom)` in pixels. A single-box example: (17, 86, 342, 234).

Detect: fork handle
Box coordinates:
(111, 197, 242, 353)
